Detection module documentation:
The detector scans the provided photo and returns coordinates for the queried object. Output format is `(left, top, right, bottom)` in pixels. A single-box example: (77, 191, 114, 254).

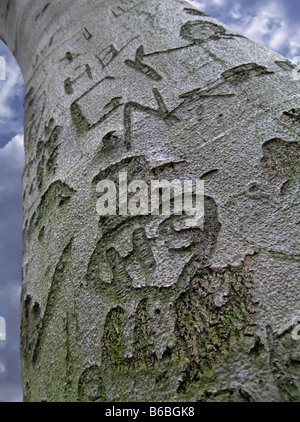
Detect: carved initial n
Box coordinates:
(123, 88, 180, 150)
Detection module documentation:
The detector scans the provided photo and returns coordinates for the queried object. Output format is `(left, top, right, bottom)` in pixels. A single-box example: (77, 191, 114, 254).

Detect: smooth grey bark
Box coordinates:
(0, 0, 300, 402)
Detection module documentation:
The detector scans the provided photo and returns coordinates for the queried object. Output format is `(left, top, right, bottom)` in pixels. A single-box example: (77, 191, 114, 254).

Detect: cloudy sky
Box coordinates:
(0, 0, 299, 402)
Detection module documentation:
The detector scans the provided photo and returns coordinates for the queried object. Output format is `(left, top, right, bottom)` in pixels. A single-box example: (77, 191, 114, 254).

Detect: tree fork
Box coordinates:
(0, 0, 299, 402)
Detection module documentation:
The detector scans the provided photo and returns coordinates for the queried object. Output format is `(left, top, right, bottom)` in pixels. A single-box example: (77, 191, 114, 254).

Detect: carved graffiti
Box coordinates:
(265, 324, 300, 401)
(280, 108, 300, 126)
(23, 89, 48, 167)
(64, 64, 93, 95)
(96, 45, 119, 69)
(110, 0, 144, 18)
(125, 45, 162, 81)
(100, 131, 122, 152)
(97, 257, 258, 398)
(90, 97, 124, 130)
(124, 88, 180, 149)
(176, 63, 274, 103)
(20, 295, 41, 364)
(137, 44, 196, 60)
(96, 37, 139, 69)
(149, 160, 188, 178)
(34, 2, 50, 21)
(261, 138, 300, 178)
(183, 7, 209, 17)
(88, 154, 221, 296)
(70, 81, 179, 148)
(221, 63, 274, 85)
(180, 20, 233, 43)
(35, 124, 63, 190)
(71, 95, 123, 134)
(78, 366, 106, 402)
(275, 60, 296, 72)
(70, 76, 117, 134)
(27, 180, 76, 242)
(32, 238, 73, 364)
(82, 27, 93, 41)
(20, 238, 74, 365)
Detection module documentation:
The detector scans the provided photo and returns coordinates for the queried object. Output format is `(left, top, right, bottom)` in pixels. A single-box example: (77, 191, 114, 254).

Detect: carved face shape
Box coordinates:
(91, 155, 221, 290)
(77, 365, 106, 402)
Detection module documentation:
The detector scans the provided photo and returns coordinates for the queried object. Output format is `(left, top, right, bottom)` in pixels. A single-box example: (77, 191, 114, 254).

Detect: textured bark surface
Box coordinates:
(1, 0, 300, 402)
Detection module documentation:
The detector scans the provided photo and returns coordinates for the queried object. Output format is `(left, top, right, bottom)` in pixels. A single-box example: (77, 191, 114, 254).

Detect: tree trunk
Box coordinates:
(1, 0, 299, 402)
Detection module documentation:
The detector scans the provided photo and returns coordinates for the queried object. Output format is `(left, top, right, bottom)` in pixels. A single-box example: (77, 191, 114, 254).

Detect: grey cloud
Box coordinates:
(0, 43, 24, 148)
(189, 0, 300, 58)
(0, 135, 24, 402)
